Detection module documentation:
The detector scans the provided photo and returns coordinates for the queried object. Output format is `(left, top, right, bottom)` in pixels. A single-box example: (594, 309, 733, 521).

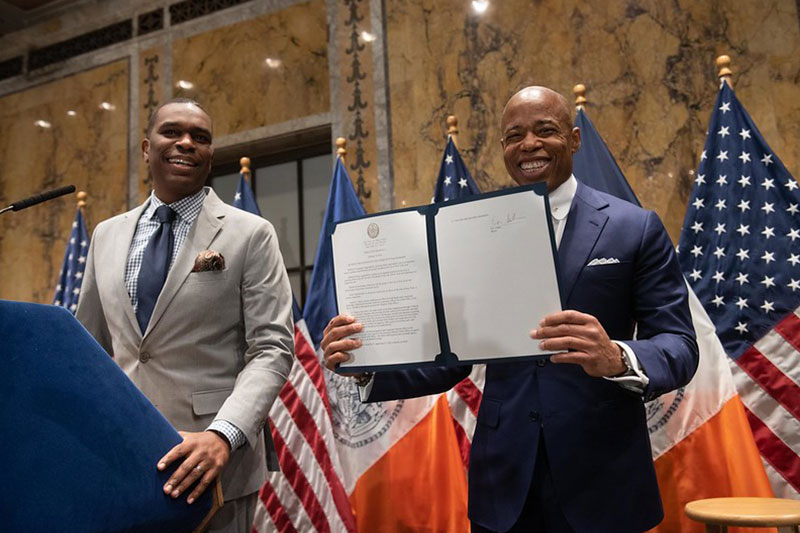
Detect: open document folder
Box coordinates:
(331, 183, 562, 372)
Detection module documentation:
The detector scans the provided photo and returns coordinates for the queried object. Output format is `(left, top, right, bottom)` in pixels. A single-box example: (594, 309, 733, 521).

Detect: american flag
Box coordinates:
(232, 169, 261, 216)
(678, 81, 800, 498)
(53, 208, 90, 313)
(252, 157, 358, 532)
(433, 136, 485, 468)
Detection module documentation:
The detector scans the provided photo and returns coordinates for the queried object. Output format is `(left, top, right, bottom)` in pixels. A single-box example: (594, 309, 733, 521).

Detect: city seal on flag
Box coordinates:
(327, 374, 403, 448)
(646, 387, 685, 434)
(367, 222, 380, 239)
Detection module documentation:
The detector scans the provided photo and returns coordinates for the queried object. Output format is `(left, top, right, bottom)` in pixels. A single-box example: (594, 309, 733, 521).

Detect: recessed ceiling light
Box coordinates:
(471, 0, 489, 14)
(66, 110, 77, 117)
(265, 57, 282, 68)
(176, 80, 194, 90)
(360, 31, 376, 42)
(34, 120, 52, 128)
(100, 102, 115, 111)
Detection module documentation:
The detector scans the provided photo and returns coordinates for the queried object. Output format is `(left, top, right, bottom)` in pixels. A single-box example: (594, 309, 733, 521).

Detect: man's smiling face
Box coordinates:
(143, 102, 213, 204)
(500, 87, 581, 192)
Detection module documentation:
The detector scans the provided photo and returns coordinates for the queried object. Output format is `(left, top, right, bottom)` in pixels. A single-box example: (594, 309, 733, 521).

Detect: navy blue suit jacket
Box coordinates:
(367, 182, 698, 532)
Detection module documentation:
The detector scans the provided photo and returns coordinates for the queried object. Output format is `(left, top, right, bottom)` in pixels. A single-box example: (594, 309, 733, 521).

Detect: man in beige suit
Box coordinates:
(76, 98, 294, 532)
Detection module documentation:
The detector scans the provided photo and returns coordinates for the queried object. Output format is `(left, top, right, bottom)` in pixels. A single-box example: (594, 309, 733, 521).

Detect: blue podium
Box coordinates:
(0, 300, 220, 532)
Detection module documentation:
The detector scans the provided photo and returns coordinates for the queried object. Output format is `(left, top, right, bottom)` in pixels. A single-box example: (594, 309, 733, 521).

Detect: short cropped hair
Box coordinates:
(145, 98, 211, 137)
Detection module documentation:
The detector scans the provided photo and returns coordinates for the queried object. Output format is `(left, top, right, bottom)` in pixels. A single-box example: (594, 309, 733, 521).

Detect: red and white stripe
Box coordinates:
(446, 365, 485, 468)
(253, 319, 357, 532)
(731, 306, 800, 499)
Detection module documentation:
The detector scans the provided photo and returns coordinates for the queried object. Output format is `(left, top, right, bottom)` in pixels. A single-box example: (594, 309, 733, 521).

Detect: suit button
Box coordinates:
(139, 351, 151, 363)
(536, 359, 547, 367)
(529, 410, 539, 422)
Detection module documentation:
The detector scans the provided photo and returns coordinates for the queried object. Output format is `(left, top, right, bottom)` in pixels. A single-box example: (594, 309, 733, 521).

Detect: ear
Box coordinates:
(142, 138, 150, 163)
(570, 126, 581, 155)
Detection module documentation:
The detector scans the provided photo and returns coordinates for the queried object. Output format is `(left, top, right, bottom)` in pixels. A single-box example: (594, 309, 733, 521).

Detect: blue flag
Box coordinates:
(433, 137, 480, 202)
(53, 208, 90, 314)
(303, 157, 366, 346)
(233, 171, 261, 216)
(678, 82, 800, 359)
(573, 108, 640, 206)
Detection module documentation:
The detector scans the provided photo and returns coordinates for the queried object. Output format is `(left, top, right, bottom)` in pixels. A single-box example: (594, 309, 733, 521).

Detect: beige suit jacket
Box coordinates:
(76, 188, 294, 500)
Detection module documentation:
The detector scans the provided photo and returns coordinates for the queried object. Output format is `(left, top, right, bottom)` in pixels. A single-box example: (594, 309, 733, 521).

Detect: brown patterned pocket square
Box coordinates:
(192, 250, 226, 272)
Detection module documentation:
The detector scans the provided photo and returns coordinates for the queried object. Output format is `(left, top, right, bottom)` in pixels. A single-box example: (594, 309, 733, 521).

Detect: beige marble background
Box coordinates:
(0, 59, 129, 303)
(171, 0, 329, 138)
(138, 45, 166, 204)
(385, 0, 800, 241)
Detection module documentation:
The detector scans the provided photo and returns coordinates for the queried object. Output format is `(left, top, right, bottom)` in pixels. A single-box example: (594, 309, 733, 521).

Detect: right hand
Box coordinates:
(321, 314, 363, 372)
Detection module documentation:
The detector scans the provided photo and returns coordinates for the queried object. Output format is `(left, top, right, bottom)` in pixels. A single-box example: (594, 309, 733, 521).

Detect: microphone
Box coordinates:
(0, 185, 76, 215)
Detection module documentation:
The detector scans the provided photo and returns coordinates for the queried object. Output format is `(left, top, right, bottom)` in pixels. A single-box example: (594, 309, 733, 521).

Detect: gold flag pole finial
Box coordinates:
(336, 137, 347, 166)
(76, 191, 88, 213)
(573, 84, 587, 111)
(239, 157, 252, 183)
(716, 55, 733, 88)
(446, 115, 459, 148)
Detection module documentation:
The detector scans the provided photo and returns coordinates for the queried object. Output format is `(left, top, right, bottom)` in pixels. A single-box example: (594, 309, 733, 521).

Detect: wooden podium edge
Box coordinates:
(193, 478, 224, 533)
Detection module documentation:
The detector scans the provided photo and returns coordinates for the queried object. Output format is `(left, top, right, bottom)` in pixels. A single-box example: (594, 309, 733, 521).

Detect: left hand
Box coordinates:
(157, 431, 231, 504)
(531, 310, 627, 377)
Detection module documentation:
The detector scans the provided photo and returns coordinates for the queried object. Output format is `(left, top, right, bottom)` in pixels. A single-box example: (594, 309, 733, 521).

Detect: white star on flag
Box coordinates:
(739, 128, 751, 140)
(789, 279, 800, 291)
(719, 101, 731, 113)
(761, 153, 773, 166)
(714, 223, 726, 235)
(695, 174, 706, 185)
(787, 229, 800, 241)
(738, 175, 751, 187)
(691, 221, 704, 233)
(734, 321, 748, 333)
(444, 176, 452, 185)
(735, 272, 748, 285)
(445, 154, 454, 164)
(738, 152, 751, 164)
(761, 300, 775, 313)
(786, 179, 799, 191)
(735, 298, 748, 310)
(761, 227, 775, 239)
(458, 178, 468, 188)
(717, 151, 729, 162)
(738, 200, 750, 212)
(712, 295, 725, 307)
(693, 198, 705, 209)
(736, 248, 749, 261)
(689, 269, 702, 281)
(762, 178, 775, 190)
(718, 126, 730, 137)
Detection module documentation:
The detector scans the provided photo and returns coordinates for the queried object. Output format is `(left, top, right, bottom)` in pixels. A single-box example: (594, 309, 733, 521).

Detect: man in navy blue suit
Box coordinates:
(322, 86, 698, 533)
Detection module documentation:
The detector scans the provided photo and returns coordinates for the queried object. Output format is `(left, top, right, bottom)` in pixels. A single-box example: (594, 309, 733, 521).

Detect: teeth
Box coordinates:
(520, 160, 548, 171)
(167, 158, 196, 167)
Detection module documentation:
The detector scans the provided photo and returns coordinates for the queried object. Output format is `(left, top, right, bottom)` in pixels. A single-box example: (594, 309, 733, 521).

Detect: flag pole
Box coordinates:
(336, 137, 347, 165)
(573, 84, 587, 111)
(446, 115, 459, 148)
(240, 156, 252, 183)
(716, 54, 733, 88)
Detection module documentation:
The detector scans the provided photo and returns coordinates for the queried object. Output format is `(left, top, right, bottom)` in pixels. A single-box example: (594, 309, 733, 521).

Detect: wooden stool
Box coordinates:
(685, 497, 800, 532)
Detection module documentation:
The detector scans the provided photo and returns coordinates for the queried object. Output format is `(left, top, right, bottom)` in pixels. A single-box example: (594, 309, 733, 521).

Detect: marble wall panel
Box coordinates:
(331, 0, 381, 213)
(384, 0, 800, 242)
(138, 45, 166, 204)
(0, 59, 129, 303)
(171, 0, 330, 139)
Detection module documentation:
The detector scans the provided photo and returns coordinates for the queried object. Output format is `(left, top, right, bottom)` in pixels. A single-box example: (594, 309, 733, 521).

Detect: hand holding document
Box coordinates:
(331, 184, 562, 372)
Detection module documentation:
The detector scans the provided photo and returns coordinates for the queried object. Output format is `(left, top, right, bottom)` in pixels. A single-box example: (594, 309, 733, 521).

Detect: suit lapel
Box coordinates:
(557, 183, 609, 305)
(112, 203, 147, 338)
(143, 189, 226, 340)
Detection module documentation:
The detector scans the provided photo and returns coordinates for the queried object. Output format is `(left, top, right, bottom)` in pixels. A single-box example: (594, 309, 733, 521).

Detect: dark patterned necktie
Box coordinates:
(136, 205, 176, 334)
